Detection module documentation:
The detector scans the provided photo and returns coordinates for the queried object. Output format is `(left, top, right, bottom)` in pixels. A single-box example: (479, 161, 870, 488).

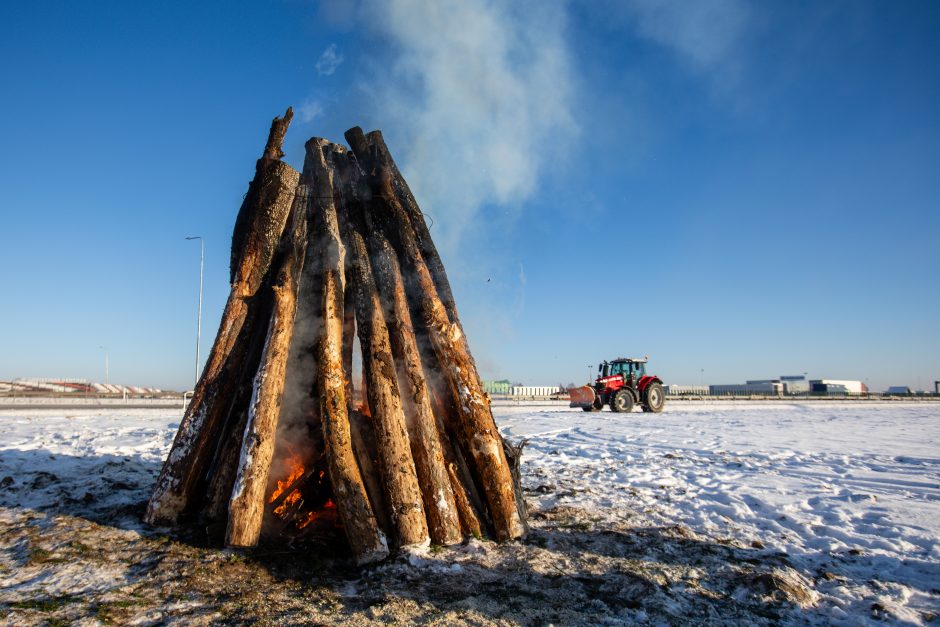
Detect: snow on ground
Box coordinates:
(500, 401, 940, 624)
(0, 408, 175, 527)
(0, 401, 937, 624)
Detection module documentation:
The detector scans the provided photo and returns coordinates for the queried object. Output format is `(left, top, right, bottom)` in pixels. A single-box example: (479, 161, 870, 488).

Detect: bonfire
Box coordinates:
(145, 109, 527, 563)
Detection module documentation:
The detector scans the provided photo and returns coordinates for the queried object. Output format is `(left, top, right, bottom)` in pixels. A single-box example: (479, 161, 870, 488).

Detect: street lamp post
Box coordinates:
(185, 236, 204, 390)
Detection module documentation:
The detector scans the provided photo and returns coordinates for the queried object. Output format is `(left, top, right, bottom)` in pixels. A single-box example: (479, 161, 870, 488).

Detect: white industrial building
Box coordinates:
(665, 376, 879, 397)
(510, 386, 561, 397)
(665, 385, 709, 395)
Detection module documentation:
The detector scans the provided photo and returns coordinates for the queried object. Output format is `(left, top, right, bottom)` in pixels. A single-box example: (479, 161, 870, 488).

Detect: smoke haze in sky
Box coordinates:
(355, 0, 577, 254)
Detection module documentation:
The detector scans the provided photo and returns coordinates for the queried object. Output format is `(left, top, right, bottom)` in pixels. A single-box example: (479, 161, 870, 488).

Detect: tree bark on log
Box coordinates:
(231, 108, 298, 295)
(358, 129, 461, 327)
(200, 358, 263, 533)
(345, 127, 487, 535)
(146, 110, 299, 526)
(272, 180, 330, 472)
(226, 197, 308, 547)
(304, 138, 388, 564)
(261, 107, 294, 161)
(333, 147, 430, 549)
(426, 372, 489, 523)
(347, 408, 393, 536)
(363, 222, 462, 545)
(345, 127, 526, 541)
(446, 461, 482, 537)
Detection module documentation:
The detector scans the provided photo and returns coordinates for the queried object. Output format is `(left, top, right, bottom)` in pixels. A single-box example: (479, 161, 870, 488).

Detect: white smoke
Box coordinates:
(617, 0, 751, 86)
(356, 0, 578, 253)
(315, 44, 345, 76)
(299, 99, 324, 123)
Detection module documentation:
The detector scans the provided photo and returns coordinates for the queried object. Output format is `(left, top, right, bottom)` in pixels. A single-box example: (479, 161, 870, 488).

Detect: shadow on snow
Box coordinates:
(0, 447, 818, 624)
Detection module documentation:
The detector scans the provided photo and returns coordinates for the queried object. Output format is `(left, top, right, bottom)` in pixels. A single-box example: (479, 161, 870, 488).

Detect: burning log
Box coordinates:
(304, 138, 389, 563)
(334, 148, 429, 548)
(146, 108, 299, 526)
(148, 111, 527, 563)
(226, 195, 308, 547)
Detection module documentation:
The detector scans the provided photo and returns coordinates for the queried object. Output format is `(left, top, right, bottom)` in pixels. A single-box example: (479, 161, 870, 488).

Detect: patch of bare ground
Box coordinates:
(0, 498, 823, 626)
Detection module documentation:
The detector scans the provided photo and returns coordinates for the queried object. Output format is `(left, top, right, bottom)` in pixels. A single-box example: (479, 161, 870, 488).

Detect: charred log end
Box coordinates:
(231, 108, 296, 280)
(263, 106, 294, 161)
(344, 126, 369, 165)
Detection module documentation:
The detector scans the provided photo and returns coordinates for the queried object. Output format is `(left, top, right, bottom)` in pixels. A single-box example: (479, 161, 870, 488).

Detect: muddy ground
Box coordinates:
(1, 488, 821, 626)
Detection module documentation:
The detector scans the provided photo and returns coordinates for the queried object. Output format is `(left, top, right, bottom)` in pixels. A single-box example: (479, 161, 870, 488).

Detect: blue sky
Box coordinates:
(1, 0, 937, 392)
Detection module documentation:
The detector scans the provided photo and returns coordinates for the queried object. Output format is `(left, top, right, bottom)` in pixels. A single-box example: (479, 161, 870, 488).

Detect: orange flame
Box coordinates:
(272, 489, 303, 517)
(296, 500, 337, 529)
(269, 453, 304, 504)
(296, 511, 317, 529)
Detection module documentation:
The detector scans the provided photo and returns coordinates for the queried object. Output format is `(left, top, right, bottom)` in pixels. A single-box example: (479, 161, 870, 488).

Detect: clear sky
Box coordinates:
(1, 0, 938, 392)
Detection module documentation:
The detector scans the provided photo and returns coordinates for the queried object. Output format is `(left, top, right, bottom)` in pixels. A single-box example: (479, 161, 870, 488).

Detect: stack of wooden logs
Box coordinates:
(145, 108, 527, 563)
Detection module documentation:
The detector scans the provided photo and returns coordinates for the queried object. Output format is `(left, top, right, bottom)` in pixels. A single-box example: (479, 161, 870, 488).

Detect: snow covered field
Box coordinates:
(0, 401, 937, 624)
(503, 401, 940, 623)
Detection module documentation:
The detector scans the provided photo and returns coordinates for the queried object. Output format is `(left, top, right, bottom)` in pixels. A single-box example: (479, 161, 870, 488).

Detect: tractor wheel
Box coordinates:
(610, 389, 634, 413)
(581, 406, 595, 412)
(642, 382, 665, 413)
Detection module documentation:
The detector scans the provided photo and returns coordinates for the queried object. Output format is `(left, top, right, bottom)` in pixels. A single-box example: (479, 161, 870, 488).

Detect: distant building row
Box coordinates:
(483, 380, 563, 397)
(2, 378, 163, 395)
(481, 377, 933, 398)
(668, 376, 869, 396)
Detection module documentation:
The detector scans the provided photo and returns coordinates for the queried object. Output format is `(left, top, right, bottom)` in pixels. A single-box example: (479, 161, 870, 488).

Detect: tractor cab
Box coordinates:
(599, 358, 647, 382)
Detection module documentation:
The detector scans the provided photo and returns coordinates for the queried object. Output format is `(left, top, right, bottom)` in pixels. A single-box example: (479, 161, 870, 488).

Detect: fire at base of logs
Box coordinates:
(145, 108, 527, 563)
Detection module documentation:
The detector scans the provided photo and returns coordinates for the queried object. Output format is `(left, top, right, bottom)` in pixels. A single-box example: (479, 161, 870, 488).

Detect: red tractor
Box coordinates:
(569, 357, 665, 413)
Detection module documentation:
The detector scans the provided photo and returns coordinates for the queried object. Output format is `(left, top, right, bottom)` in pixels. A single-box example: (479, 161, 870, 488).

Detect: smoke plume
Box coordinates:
(356, 0, 578, 253)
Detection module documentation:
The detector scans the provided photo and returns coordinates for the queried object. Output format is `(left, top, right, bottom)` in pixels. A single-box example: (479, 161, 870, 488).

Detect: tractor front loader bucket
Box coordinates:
(569, 385, 598, 409)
